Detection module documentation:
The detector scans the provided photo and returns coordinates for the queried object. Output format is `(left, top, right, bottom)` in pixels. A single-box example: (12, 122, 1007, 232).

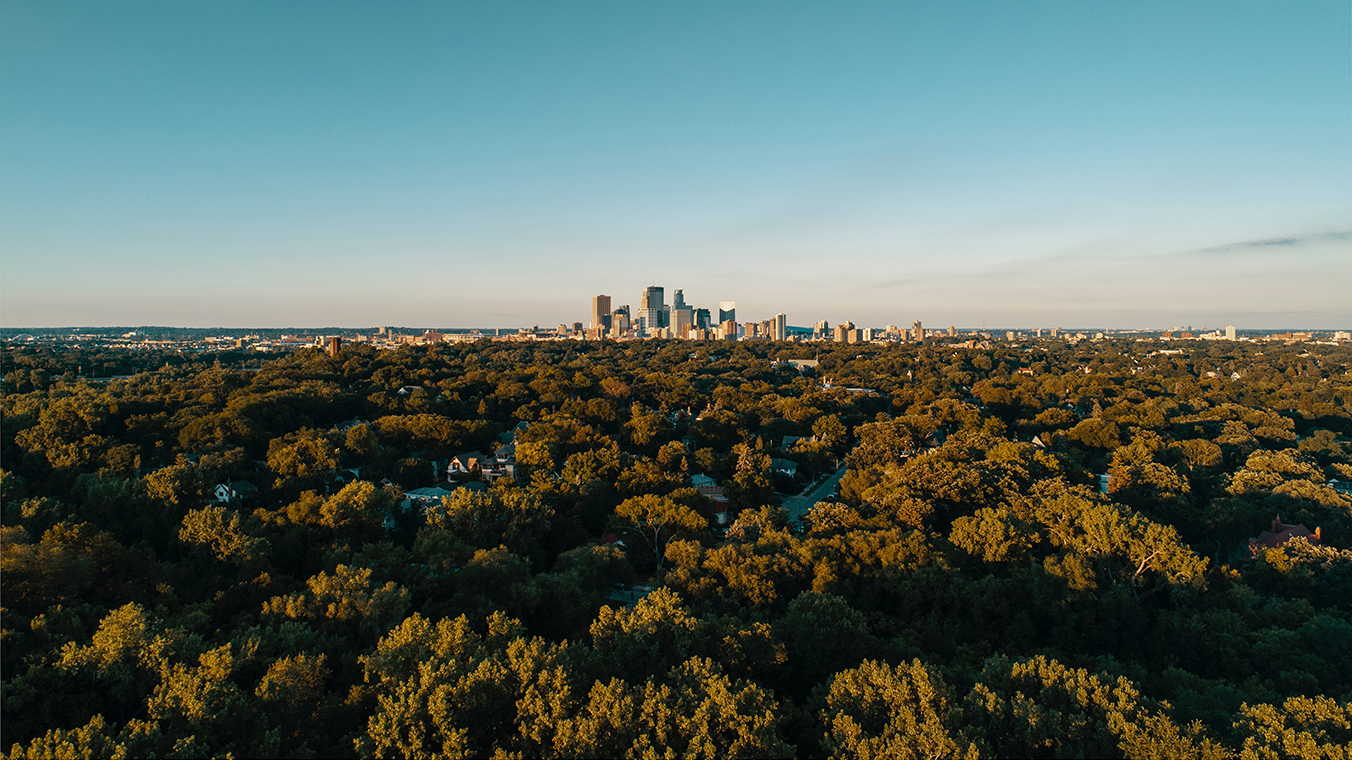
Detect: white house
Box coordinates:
(213, 481, 257, 504)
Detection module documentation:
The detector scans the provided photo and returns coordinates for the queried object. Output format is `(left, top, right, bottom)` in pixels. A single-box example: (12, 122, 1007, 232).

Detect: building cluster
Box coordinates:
(586, 287, 757, 341)
(585, 286, 963, 344)
(6, 313, 1350, 354)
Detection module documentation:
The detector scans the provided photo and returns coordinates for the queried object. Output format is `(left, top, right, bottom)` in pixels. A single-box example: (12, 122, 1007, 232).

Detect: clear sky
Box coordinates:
(2, 1, 1349, 329)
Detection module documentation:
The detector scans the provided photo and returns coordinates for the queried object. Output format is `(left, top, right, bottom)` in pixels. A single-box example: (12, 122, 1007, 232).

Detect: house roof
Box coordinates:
(404, 487, 447, 500)
(1247, 516, 1323, 559)
(696, 485, 729, 503)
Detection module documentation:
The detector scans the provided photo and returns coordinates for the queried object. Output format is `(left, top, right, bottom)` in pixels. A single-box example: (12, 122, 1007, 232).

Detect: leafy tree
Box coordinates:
(818, 659, 978, 759)
(178, 505, 269, 566)
(612, 494, 707, 569)
(1233, 696, 1352, 760)
(266, 428, 339, 488)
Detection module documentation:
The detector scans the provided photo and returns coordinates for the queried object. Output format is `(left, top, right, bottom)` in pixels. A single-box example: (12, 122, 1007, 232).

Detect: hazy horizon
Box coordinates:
(3, 1, 1349, 329)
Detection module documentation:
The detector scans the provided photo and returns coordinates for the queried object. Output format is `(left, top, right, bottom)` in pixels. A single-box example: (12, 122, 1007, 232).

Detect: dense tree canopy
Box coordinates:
(3, 337, 1351, 757)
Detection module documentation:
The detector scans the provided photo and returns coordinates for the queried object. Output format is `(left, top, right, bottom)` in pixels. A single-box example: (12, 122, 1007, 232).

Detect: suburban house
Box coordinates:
(213, 481, 257, 505)
(403, 481, 486, 510)
(770, 458, 799, 477)
(449, 451, 487, 476)
(691, 475, 733, 524)
(1247, 516, 1323, 560)
(481, 443, 517, 483)
(498, 421, 530, 445)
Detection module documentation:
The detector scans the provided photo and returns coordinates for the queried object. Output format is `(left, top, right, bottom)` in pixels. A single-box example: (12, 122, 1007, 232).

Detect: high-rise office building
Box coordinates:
(672, 305, 694, 337)
(695, 308, 711, 330)
(912, 321, 925, 341)
(611, 306, 631, 336)
(639, 286, 666, 331)
(671, 290, 694, 335)
(719, 301, 736, 325)
(592, 295, 612, 332)
(948, 325, 956, 337)
(1225, 325, 1237, 341)
(774, 313, 787, 342)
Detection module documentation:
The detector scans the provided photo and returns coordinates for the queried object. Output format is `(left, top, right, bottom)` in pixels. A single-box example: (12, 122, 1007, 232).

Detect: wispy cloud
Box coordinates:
(1189, 231, 1352, 255)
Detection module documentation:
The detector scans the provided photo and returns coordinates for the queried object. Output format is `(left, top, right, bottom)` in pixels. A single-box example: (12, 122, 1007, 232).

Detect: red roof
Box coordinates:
(1247, 515, 1322, 560)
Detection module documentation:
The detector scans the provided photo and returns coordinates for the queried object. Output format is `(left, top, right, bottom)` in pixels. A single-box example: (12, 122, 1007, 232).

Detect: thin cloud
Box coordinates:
(1189, 231, 1352, 255)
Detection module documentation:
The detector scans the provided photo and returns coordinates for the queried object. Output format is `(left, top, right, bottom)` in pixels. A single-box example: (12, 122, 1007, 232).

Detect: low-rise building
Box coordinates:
(213, 481, 257, 505)
(1247, 515, 1323, 560)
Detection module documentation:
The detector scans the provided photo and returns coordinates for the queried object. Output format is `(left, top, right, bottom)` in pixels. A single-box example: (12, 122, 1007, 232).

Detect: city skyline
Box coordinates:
(2, 2, 1349, 329)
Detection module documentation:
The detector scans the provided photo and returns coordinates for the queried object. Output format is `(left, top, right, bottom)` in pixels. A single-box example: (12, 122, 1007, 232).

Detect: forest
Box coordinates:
(2, 337, 1351, 759)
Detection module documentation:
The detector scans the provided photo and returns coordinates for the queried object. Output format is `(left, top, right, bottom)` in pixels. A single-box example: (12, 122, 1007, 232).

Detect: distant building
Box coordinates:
(612, 306, 631, 336)
(639, 286, 667, 331)
(1225, 325, 1237, 341)
(671, 290, 695, 336)
(912, 321, 924, 341)
(948, 325, 956, 337)
(774, 313, 787, 342)
(327, 337, 342, 357)
(719, 301, 736, 325)
(592, 295, 612, 332)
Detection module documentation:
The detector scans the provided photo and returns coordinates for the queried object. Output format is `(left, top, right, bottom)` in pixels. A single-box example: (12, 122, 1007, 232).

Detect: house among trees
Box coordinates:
(212, 480, 257, 504)
(449, 451, 486, 476)
(498, 420, 530, 445)
(1247, 515, 1324, 560)
(404, 481, 487, 510)
(691, 474, 733, 524)
(481, 444, 517, 483)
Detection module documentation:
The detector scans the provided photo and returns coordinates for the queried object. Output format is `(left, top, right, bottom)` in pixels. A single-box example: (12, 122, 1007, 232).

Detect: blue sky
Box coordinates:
(2, 1, 1348, 329)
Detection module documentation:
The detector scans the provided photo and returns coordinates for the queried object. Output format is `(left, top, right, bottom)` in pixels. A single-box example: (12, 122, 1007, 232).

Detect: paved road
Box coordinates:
(780, 463, 848, 522)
